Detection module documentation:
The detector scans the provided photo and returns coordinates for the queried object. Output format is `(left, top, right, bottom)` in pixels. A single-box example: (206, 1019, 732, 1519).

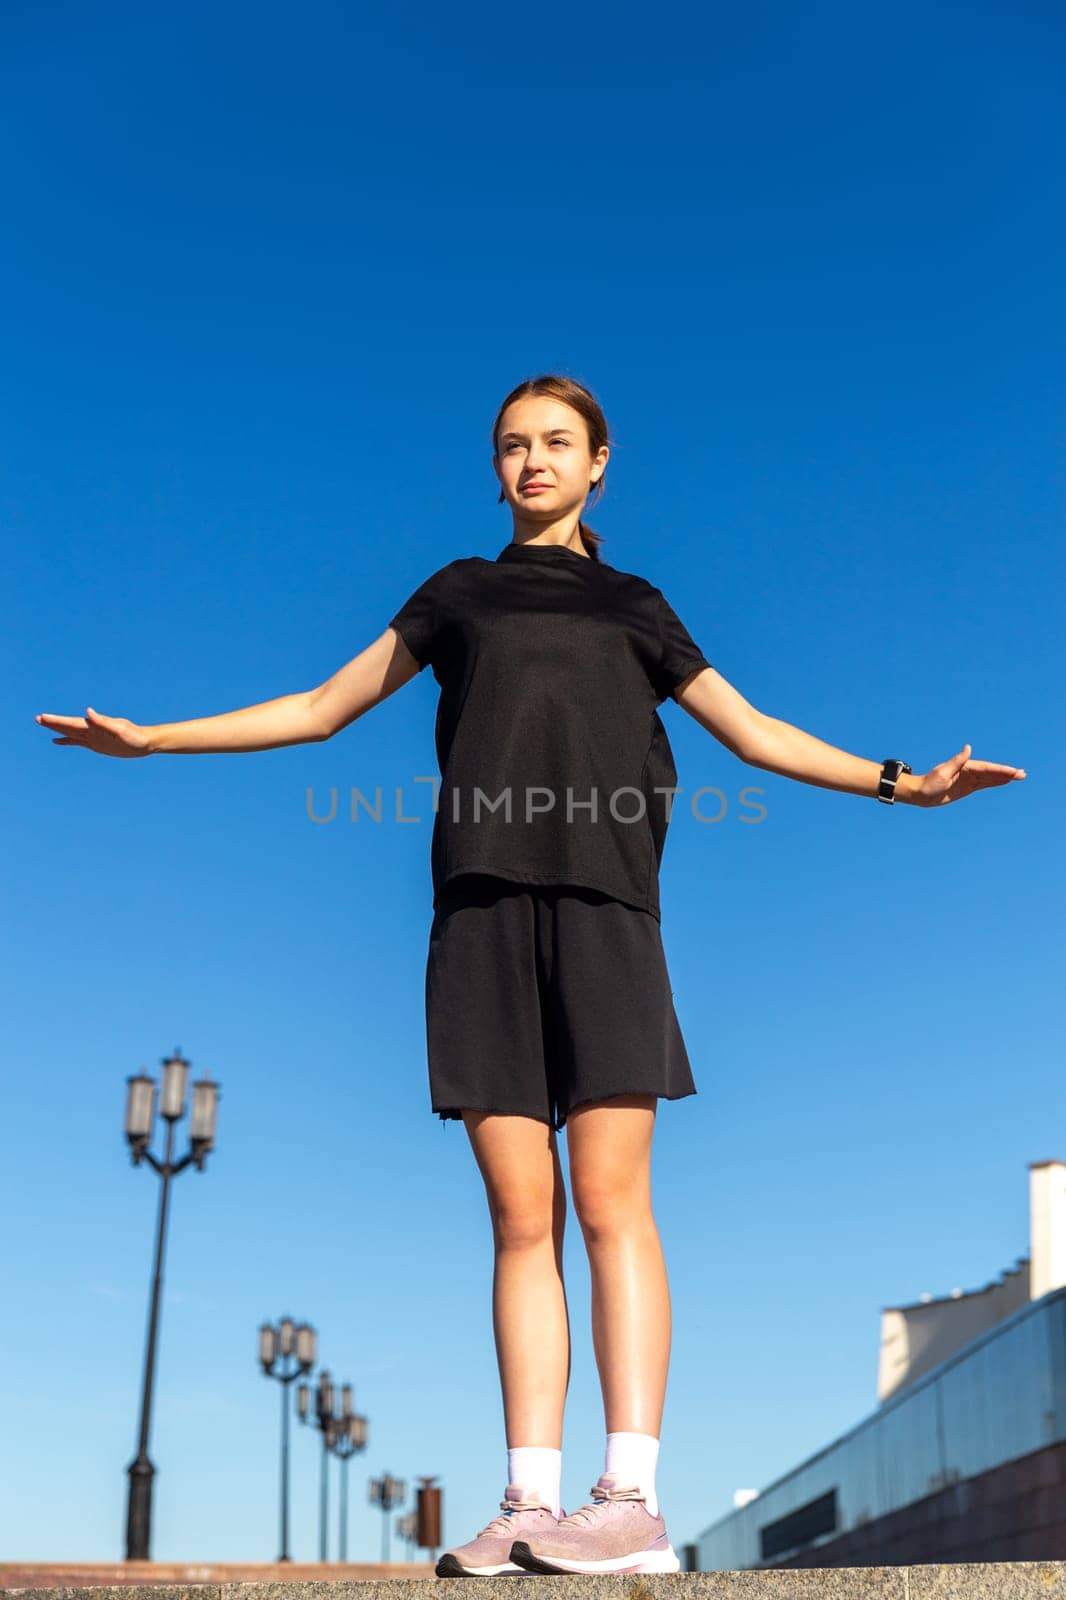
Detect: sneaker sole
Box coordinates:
(509, 1538, 681, 1575)
(435, 1552, 532, 1577)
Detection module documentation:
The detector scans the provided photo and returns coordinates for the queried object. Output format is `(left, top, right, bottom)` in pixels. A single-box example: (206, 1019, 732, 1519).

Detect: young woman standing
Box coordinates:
(36, 374, 1026, 1578)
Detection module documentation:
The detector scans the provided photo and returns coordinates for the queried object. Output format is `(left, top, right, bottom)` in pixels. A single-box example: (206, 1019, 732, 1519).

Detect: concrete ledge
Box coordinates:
(3, 1564, 1066, 1598)
(0, 1573, 434, 1591)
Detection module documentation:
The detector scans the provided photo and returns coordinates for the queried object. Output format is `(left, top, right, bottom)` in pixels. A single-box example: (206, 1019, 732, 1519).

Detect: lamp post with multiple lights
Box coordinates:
(396, 1509, 419, 1561)
(298, 1368, 338, 1561)
(369, 1473, 407, 1563)
(123, 1048, 221, 1561)
(330, 1385, 369, 1562)
(258, 1318, 317, 1562)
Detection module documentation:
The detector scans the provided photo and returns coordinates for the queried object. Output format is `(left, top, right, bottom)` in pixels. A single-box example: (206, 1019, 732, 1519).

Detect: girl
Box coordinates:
(36, 373, 1026, 1578)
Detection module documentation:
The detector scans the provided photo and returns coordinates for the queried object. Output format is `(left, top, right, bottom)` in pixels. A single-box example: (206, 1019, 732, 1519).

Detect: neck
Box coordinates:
(511, 509, 587, 551)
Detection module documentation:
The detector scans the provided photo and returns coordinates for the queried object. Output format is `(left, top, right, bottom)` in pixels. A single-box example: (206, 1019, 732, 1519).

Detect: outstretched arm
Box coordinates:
(35, 627, 422, 757)
(673, 666, 1026, 807)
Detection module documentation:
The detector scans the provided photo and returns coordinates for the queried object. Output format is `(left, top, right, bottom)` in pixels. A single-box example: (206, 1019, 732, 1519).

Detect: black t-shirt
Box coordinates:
(387, 540, 712, 921)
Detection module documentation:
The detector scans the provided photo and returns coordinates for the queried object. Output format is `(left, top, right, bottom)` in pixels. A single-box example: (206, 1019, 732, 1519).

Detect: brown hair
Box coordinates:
(492, 373, 612, 562)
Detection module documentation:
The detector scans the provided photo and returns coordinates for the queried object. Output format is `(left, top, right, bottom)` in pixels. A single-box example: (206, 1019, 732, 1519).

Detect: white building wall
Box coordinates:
(1029, 1160, 1066, 1301)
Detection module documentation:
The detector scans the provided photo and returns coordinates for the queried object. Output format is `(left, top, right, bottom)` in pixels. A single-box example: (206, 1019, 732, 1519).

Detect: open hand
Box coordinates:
(35, 707, 152, 758)
(909, 744, 1026, 807)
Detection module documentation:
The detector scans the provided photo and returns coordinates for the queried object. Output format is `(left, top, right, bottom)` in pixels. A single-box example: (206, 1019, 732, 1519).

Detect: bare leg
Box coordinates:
(462, 1110, 571, 1446)
(565, 1096, 669, 1435)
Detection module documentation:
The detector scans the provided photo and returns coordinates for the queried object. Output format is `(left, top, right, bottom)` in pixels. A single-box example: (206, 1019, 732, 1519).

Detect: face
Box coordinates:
(493, 395, 609, 518)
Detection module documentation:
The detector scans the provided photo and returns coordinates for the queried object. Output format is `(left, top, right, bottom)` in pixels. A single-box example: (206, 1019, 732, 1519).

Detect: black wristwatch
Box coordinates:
(877, 758, 912, 805)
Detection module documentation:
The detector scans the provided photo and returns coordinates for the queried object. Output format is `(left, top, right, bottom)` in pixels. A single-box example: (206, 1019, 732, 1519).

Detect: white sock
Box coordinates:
(507, 1445, 562, 1518)
(604, 1431, 660, 1516)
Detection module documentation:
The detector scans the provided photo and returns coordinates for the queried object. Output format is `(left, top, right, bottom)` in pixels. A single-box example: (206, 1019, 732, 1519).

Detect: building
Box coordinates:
(696, 1161, 1066, 1569)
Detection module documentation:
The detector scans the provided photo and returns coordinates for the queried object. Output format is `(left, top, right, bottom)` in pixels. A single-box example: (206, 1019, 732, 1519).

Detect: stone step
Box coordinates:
(0, 1572, 434, 1590)
(3, 1564, 1066, 1598)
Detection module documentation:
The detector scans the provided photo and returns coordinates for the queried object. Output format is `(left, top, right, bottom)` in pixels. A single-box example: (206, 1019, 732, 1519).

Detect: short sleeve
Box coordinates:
(651, 588, 712, 702)
(387, 569, 445, 671)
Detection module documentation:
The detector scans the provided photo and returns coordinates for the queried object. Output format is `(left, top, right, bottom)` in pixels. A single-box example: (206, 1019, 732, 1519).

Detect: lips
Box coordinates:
(522, 484, 551, 492)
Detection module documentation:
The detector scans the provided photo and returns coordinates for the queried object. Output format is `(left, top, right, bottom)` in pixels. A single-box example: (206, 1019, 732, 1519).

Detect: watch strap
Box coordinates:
(878, 758, 913, 805)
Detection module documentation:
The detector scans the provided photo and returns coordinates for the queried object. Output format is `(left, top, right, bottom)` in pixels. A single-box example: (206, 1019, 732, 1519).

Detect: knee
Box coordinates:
(491, 1189, 563, 1251)
(572, 1177, 651, 1243)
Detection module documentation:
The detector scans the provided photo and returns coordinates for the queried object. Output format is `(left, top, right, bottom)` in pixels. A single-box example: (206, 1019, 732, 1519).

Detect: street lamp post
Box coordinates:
(331, 1386, 369, 1562)
(123, 1049, 221, 1562)
(369, 1473, 407, 1563)
(396, 1509, 419, 1561)
(298, 1369, 337, 1562)
(258, 1318, 317, 1562)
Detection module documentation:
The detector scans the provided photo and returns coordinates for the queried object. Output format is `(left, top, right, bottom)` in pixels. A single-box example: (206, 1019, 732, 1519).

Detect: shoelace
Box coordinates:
(560, 1482, 645, 1526)
(477, 1494, 552, 1537)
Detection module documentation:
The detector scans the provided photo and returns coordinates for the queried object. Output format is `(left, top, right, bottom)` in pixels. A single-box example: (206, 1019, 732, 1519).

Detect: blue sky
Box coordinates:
(5, 0, 1063, 1567)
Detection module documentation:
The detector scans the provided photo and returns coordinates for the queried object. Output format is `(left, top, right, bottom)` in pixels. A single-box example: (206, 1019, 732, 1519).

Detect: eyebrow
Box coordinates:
(499, 427, 577, 443)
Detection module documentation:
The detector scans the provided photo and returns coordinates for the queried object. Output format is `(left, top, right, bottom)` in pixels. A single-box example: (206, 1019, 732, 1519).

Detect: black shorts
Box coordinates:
(425, 873, 697, 1132)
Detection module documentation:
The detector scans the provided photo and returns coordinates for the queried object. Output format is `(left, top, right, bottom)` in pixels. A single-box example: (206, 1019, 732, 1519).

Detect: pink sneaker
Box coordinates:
(435, 1483, 564, 1577)
(509, 1471, 681, 1574)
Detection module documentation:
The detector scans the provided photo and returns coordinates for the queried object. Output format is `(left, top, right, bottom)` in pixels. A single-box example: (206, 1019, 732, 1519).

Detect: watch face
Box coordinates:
(882, 760, 902, 781)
